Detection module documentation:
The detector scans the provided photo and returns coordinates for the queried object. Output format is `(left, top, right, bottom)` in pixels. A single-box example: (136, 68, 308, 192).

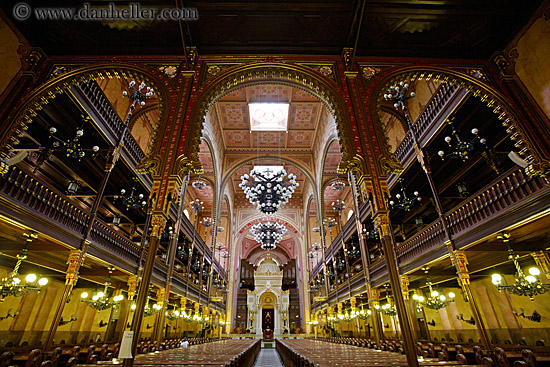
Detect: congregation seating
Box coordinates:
(286, 337, 550, 367)
(0, 338, 236, 367)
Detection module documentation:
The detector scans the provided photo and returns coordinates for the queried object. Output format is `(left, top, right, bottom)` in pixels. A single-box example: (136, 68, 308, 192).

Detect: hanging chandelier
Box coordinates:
(191, 176, 207, 190)
(491, 234, 549, 300)
(143, 303, 162, 317)
(0, 245, 48, 301)
(115, 180, 147, 210)
(165, 309, 181, 321)
(250, 221, 287, 250)
(388, 178, 420, 211)
(239, 167, 299, 214)
(412, 280, 455, 311)
(438, 119, 487, 162)
(376, 303, 397, 316)
(331, 180, 346, 191)
(80, 268, 123, 311)
(48, 120, 99, 161)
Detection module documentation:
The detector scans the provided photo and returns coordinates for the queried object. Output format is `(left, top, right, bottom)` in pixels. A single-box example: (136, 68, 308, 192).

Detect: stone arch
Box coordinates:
(1, 63, 172, 169)
(183, 63, 359, 176)
(368, 65, 550, 177)
(197, 136, 219, 219)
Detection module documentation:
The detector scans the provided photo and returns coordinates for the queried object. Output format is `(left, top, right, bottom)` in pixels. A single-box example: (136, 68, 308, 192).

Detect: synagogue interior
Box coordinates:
(0, 1, 550, 366)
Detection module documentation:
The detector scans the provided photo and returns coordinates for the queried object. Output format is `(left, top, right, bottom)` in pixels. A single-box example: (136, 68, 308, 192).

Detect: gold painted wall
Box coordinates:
(514, 15, 550, 120)
(0, 16, 22, 101)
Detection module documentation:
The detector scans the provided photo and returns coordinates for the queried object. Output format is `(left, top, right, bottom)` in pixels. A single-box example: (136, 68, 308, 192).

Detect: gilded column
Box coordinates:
(454, 251, 491, 349)
(375, 213, 418, 367)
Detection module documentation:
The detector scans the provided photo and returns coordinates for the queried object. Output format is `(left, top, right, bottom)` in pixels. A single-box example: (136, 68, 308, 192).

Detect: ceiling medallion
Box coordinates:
(250, 221, 287, 251)
(239, 167, 299, 214)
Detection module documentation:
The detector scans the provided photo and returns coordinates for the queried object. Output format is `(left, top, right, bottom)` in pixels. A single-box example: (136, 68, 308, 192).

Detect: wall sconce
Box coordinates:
(112, 215, 121, 226)
(426, 319, 436, 327)
(0, 309, 19, 321)
(456, 314, 476, 325)
(513, 308, 541, 323)
(99, 320, 108, 328)
(66, 180, 81, 195)
(59, 315, 78, 326)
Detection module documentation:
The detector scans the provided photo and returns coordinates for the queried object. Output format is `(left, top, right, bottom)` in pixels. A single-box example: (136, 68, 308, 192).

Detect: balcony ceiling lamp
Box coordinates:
(80, 268, 123, 311)
(388, 178, 420, 212)
(0, 237, 48, 301)
(250, 221, 287, 251)
(115, 180, 147, 210)
(491, 234, 549, 301)
(331, 199, 346, 212)
(48, 121, 99, 161)
(438, 118, 487, 162)
(239, 167, 299, 214)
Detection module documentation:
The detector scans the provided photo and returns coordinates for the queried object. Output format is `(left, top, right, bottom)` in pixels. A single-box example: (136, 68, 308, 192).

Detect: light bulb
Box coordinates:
(97, 292, 104, 298)
(431, 290, 439, 297)
(526, 275, 537, 283)
(131, 304, 136, 310)
(412, 294, 419, 300)
(92, 295, 99, 301)
(492, 273, 502, 285)
(25, 274, 37, 283)
(12, 277, 20, 285)
(448, 292, 455, 298)
(529, 267, 540, 276)
(38, 278, 48, 286)
(81, 292, 89, 299)
(418, 296, 425, 302)
(439, 295, 446, 301)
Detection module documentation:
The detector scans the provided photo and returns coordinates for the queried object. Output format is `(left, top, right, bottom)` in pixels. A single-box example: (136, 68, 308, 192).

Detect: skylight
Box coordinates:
(249, 103, 289, 131)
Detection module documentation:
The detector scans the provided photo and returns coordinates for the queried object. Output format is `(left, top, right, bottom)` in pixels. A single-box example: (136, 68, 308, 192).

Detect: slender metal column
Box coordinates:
(385, 82, 491, 350)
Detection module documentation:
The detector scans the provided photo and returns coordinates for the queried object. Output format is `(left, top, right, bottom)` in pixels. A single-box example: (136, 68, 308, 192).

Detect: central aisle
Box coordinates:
(254, 348, 284, 367)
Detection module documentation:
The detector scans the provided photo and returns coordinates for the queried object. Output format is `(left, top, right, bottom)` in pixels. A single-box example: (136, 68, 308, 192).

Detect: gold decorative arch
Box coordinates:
(183, 63, 359, 176)
(369, 66, 549, 178)
(1, 63, 172, 169)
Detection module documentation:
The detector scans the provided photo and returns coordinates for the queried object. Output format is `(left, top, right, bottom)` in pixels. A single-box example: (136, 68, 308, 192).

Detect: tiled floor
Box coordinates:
(254, 348, 284, 367)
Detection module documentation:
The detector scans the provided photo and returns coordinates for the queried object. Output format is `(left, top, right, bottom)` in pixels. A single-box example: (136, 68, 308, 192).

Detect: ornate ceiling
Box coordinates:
(6, 0, 543, 58)
(213, 85, 322, 152)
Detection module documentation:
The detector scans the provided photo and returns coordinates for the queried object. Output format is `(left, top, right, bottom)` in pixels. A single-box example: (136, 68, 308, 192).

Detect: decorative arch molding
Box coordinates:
(1, 63, 172, 169)
(368, 65, 550, 177)
(197, 135, 219, 215)
(183, 62, 361, 176)
(245, 242, 293, 263)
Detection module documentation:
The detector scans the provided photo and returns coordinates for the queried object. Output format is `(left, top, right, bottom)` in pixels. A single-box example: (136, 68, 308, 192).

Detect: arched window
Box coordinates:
(347, 209, 354, 220)
(184, 209, 190, 219)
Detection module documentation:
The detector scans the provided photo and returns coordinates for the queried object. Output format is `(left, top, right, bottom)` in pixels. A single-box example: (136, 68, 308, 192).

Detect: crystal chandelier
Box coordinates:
(239, 167, 299, 214)
(115, 180, 147, 210)
(412, 274, 455, 310)
(80, 268, 123, 311)
(491, 235, 549, 301)
(330, 180, 346, 191)
(0, 245, 48, 301)
(191, 176, 207, 190)
(250, 221, 287, 250)
(438, 119, 487, 162)
(388, 178, 420, 211)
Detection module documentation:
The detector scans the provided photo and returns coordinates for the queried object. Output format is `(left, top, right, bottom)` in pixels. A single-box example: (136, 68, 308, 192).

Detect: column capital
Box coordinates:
(531, 251, 550, 275)
(65, 250, 84, 285)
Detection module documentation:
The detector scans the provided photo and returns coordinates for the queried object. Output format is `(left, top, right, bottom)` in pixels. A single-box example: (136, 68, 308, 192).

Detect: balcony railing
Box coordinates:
(394, 167, 549, 269)
(390, 83, 466, 187)
(72, 81, 152, 188)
